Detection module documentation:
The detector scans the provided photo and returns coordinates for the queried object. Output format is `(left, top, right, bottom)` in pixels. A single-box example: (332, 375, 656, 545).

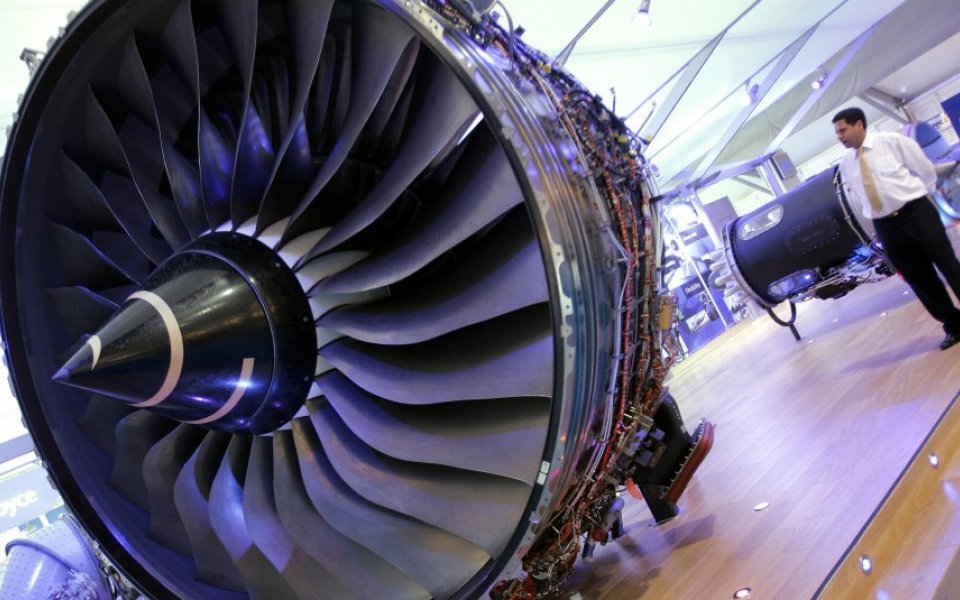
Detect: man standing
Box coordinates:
(833, 106, 960, 350)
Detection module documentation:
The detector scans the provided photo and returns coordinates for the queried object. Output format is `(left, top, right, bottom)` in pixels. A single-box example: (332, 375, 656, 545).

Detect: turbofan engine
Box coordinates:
(0, 1, 712, 598)
(714, 120, 960, 309)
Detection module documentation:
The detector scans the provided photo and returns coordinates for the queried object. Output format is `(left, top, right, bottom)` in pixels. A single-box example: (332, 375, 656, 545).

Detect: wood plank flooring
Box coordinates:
(561, 272, 960, 600)
(818, 363, 960, 599)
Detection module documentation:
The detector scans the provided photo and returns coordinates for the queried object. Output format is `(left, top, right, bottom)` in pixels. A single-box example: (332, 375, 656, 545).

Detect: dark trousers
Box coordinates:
(873, 197, 960, 335)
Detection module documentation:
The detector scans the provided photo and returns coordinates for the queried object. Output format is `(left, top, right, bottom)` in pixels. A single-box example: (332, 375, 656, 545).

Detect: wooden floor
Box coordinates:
(562, 273, 960, 599)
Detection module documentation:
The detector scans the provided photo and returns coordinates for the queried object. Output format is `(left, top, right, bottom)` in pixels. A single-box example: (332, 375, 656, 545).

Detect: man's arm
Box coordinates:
(895, 132, 937, 194)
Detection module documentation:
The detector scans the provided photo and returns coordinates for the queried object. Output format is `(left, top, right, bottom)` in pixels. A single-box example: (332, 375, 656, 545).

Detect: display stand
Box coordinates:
(765, 301, 801, 341)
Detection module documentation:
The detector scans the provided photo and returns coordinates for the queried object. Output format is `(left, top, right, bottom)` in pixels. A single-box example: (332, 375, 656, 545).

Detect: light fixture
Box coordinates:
(930, 453, 941, 468)
(740, 81, 759, 107)
(19, 48, 45, 76)
(633, 0, 652, 27)
(733, 588, 753, 599)
(811, 69, 828, 90)
(860, 555, 873, 574)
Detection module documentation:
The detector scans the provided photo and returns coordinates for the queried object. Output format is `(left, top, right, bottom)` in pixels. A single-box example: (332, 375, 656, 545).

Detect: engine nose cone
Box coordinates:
(54, 233, 316, 434)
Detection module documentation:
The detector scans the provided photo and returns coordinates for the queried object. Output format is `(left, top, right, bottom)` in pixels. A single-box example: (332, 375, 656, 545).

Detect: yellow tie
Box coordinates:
(858, 147, 883, 213)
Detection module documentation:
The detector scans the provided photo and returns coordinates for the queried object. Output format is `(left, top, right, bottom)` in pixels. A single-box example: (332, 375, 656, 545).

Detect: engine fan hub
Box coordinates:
(54, 232, 317, 434)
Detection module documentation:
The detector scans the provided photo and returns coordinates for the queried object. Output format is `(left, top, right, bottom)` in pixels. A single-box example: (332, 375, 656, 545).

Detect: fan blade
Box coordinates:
(191, 1, 241, 230)
(90, 230, 152, 281)
(243, 438, 332, 599)
(215, 0, 258, 90)
(286, 0, 335, 108)
(284, 5, 416, 243)
(218, 0, 272, 227)
(309, 55, 480, 254)
(161, 0, 233, 233)
(110, 411, 179, 507)
(78, 394, 135, 457)
(294, 251, 369, 292)
(309, 289, 387, 323)
(84, 89, 130, 176)
(208, 435, 297, 598)
(230, 101, 276, 227)
(160, 0, 200, 98)
(327, 27, 351, 149)
(370, 62, 418, 168)
(64, 155, 173, 265)
(320, 305, 552, 404)
(112, 123, 193, 249)
(252, 0, 335, 231)
(162, 146, 208, 237)
(47, 287, 118, 343)
(317, 128, 522, 294)
(143, 424, 206, 555)
(277, 227, 329, 266)
(173, 432, 244, 590)
(321, 371, 548, 482)
(120, 35, 208, 238)
(354, 39, 420, 158)
(310, 402, 531, 556)
(87, 89, 191, 249)
(251, 66, 279, 144)
(56, 153, 121, 233)
(273, 430, 433, 599)
(319, 212, 547, 344)
(117, 36, 159, 126)
(306, 38, 337, 153)
(255, 115, 314, 231)
(198, 110, 234, 229)
(288, 420, 487, 598)
(49, 222, 137, 289)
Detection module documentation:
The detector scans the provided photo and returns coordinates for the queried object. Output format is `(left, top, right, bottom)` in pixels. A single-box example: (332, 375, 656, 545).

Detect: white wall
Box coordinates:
(0, 1, 89, 153)
(0, 1, 88, 447)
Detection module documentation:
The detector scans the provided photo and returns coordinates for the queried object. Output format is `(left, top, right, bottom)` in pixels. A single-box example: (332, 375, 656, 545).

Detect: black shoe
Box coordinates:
(940, 332, 960, 350)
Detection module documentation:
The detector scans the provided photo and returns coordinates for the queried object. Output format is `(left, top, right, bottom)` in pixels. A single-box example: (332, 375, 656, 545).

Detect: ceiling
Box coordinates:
(2, 0, 960, 198)
(497, 0, 960, 193)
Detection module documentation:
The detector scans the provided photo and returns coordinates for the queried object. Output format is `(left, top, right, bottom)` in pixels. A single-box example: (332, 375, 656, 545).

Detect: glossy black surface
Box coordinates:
(55, 233, 316, 434)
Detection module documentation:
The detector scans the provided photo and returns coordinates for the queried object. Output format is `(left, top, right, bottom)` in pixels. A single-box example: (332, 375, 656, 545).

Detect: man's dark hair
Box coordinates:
(832, 107, 867, 128)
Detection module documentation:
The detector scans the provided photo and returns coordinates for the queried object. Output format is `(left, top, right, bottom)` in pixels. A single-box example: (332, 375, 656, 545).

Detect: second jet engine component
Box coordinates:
(0, 0, 712, 599)
(0, 516, 110, 600)
(716, 122, 960, 310)
(903, 120, 960, 221)
(720, 167, 892, 307)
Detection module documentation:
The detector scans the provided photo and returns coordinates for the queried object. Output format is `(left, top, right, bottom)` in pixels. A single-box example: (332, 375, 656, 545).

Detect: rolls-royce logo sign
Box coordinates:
(0, 490, 40, 518)
(0, 466, 61, 530)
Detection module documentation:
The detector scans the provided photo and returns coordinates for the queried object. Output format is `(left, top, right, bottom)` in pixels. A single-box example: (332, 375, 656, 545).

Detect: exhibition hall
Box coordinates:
(1, 0, 959, 598)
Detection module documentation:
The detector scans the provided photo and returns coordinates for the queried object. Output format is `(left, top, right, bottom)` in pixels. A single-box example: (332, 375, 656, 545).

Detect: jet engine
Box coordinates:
(0, 1, 712, 598)
(715, 120, 960, 310)
(718, 167, 892, 306)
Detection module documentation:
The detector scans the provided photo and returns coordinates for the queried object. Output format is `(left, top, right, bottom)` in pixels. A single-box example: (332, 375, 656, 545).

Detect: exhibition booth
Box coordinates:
(0, 0, 959, 599)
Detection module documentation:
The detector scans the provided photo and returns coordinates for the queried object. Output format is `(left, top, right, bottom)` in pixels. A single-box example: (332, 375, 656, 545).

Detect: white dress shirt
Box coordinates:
(837, 130, 937, 220)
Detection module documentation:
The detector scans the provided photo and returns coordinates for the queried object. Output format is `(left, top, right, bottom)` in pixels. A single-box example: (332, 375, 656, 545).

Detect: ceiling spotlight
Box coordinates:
(740, 82, 759, 107)
(811, 70, 828, 90)
(733, 588, 753, 599)
(860, 555, 873, 574)
(633, 0, 653, 27)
